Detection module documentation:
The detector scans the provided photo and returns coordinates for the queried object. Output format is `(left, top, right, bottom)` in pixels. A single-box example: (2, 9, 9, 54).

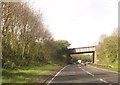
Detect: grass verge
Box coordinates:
(2, 63, 61, 83)
(90, 63, 119, 72)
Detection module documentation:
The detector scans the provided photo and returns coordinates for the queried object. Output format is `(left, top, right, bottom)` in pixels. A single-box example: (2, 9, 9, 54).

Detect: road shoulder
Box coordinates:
(88, 65, 118, 73)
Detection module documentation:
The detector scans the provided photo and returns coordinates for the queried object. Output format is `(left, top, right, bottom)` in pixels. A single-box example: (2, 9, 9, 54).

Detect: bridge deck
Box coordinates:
(68, 46, 96, 54)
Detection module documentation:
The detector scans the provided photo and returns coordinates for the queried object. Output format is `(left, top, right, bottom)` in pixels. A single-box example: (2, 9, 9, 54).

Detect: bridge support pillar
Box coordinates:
(66, 54, 71, 64)
(93, 51, 97, 64)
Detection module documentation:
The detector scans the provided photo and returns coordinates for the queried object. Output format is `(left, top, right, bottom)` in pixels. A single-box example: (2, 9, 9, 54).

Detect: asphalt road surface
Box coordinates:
(45, 64, 119, 85)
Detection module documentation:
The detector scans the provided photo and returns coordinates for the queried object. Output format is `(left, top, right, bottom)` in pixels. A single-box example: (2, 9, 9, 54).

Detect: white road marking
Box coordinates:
(99, 79, 113, 85)
(86, 71, 95, 77)
(81, 68, 85, 71)
(78, 66, 95, 77)
(109, 83, 113, 85)
(89, 65, 118, 73)
(47, 65, 68, 85)
(78, 65, 112, 85)
(99, 78, 108, 83)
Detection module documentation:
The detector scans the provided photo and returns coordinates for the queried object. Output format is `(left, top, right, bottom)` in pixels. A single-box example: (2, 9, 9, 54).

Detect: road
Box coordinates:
(45, 64, 119, 85)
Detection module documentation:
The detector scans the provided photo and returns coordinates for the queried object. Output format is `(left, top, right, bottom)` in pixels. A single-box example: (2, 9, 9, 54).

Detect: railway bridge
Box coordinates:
(68, 46, 98, 64)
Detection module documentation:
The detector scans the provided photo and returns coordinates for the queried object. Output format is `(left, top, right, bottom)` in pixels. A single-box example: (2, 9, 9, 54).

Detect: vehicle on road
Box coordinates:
(81, 62, 86, 66)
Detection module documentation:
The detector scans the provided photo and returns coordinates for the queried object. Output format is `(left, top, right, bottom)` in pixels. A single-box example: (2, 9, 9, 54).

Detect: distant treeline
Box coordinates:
(71, 54, 93, 62)
(1, 2, 70, 69)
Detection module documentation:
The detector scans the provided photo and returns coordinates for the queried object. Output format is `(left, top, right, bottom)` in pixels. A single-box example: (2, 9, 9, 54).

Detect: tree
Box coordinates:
(99, 34, 107, 44)
(96, 29, 118, 64)
(2, 2, 71, 69)
(1, 2, 53, 68)
(54, 40, 70, 60)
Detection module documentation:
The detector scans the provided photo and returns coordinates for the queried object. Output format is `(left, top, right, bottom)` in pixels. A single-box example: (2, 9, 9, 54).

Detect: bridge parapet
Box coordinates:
(68, 46, 96, 54)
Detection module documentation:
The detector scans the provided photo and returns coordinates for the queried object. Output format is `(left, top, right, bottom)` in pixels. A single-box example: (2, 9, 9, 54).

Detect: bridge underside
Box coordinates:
(69, 51, 94, 54)
(68, 46, 97, 64)
(68, 51, 95, 63)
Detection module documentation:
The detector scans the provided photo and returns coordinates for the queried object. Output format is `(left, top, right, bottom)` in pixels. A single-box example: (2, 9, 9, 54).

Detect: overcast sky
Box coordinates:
(28, 0, 119, 48)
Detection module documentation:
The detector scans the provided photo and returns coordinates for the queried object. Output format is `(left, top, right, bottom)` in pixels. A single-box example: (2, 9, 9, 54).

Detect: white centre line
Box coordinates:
(99, 78, 112, 85)
(78, 66, 112, 85)
(99, 78, 108, 83)
(47, 65, 68, 85)
(78, 67, 95, 77)
(81, 68, 86, 72)
(86, 71, 95, 77)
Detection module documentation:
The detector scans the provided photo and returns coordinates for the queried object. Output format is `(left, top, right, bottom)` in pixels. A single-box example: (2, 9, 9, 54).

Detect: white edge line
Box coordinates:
(89, 65, 118, 73)
(47, 65, 68, 85)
